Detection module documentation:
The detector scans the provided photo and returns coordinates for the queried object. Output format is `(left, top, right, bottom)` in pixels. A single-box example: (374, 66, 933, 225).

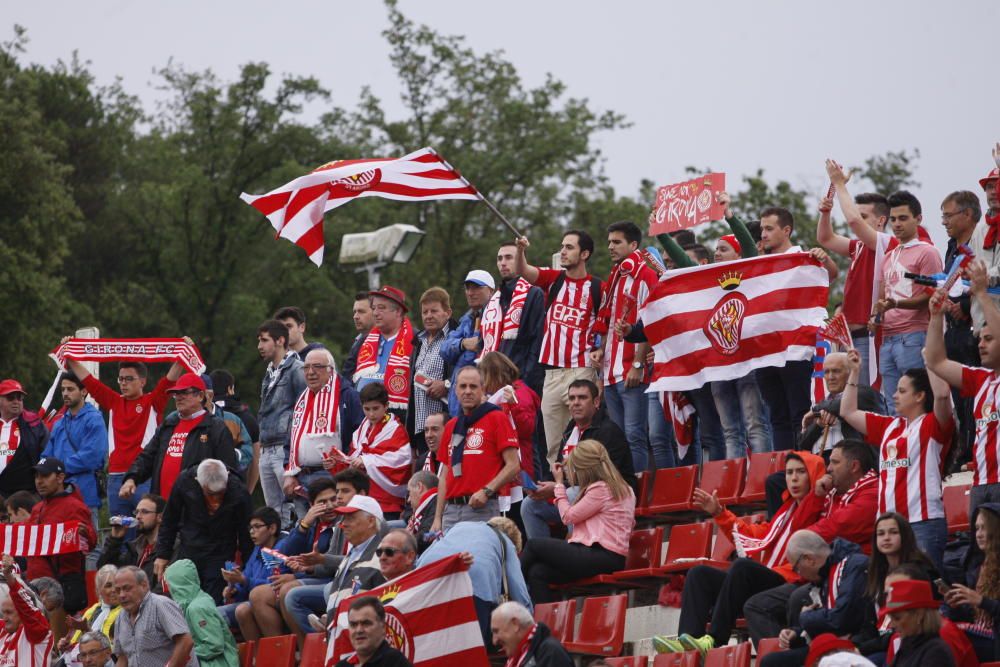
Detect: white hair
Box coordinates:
(305, 347, 337, 369)
(78, 630, 112, 650)
(96, 564, 118, 590)
(786, 530, 832, 562)
(492, 601, 534, 626)
(196, 458, 228, 492)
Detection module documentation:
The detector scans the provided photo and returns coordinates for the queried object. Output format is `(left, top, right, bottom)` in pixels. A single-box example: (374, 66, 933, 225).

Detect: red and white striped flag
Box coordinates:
(641, 253, 829, 391)
(664, 391, 695, 460)
(241, 147, 480, 265)
(0, 521, 88, 557)
(326, 554, 488, 667)
(819, 313, 853, 350)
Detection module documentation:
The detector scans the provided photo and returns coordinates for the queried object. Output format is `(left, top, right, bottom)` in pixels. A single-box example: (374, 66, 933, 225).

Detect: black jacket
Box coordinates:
(341, 332, 366, 390)
(798, 386, 884, 452)
(797, 539, 870, 638)
(155, 467, 253, 565)
(0, 413, 47, 496)
(496, 278, 546, 394)
(892, 633, 956, 667)
(335, 640, 413, 666)
(522, 622, 573, 667)
(124, 411, 237, 496)
(97, 532, 165, 592)
(217, 396, 259, 443)
(556, 411, 638, 493)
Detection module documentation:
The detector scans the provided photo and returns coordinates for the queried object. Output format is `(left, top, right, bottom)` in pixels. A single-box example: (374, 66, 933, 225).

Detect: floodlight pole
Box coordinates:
(356, 262, 387, 291)
(426, 147, 523, 239)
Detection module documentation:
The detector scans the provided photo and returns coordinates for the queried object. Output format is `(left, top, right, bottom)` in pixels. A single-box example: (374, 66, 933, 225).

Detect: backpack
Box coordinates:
(546, 272, 603, 315)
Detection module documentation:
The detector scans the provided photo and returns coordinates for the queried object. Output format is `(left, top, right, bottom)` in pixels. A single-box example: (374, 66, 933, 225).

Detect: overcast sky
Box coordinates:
(9, 1, 998, 249)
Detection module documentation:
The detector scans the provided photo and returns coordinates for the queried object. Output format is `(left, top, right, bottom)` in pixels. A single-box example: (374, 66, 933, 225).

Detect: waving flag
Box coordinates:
(326, 554, 487, 667)
(642, 253, 829, 392)
(819, 313, 853, 350)
(241, 148, 480, 265)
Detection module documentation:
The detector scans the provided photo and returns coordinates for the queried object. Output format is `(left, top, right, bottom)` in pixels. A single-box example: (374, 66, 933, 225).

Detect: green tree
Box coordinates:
(852, 149, 920, 195)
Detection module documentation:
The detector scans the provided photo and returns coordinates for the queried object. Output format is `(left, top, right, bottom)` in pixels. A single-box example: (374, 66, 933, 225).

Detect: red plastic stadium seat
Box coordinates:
(698, 459, 746, 507)
(299, 632, 327, 667)
(85, 570, 97, 607)
(651, 522, 713, 575)
(755, 637, 782, 663)
(703, 641, 752, 667)
(636, 465, 698, 517)
(737, 451, 787, 506)
(255, 634, 296, 667)
(533, 599, 576, 644)
(603, 657, 649, 667)
(944, 484, 971, 534)
(706, 523, 735, 568)
(236, 641, 254, 667)
(652, 653, 700, 667)
(563, 594, 628, 656)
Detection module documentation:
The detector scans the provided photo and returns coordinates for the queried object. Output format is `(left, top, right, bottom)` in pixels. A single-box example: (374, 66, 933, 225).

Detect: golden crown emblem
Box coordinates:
(379, 585, 402, 603)
(717, 271, 743, 291)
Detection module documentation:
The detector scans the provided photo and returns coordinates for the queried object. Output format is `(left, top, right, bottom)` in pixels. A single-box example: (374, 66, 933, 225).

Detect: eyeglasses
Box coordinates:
(941, 208, 968, 221)
(117, 376, 139, 383)
(791, 553, 804, 574)
(134, 508, 157, 516)
(78, 648, 111, 659)
(302, 364, 332, 372)
(1, 394, 24, 402)
(249, 523, 268, 531)
(376, 547, 407, 557)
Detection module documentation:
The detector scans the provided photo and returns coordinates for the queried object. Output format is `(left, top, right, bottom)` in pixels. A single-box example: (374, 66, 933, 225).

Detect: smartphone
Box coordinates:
(934, 578, 952, 596)
(224, 561, 240, 572)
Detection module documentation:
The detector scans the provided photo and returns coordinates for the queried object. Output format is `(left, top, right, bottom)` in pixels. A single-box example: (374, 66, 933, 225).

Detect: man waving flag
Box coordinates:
(642, 253, 829, 391)
(241, 148, 480, 265)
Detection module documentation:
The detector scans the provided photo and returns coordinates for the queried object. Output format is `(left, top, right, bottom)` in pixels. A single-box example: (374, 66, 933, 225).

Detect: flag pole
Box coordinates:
(427, 148, 523, 239)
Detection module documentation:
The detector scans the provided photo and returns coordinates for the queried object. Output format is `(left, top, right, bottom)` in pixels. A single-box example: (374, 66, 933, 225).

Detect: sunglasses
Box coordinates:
(375, 547, 407, 558)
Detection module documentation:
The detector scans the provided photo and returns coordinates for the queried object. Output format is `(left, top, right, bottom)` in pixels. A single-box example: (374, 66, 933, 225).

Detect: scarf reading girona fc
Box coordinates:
(479, 277, 531, 357)
(352, 318, 415, 410)
(50, 338, 206, 374)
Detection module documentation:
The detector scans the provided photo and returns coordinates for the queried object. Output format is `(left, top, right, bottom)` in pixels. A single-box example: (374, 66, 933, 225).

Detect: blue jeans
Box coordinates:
(107, 473, 150, 542)
(604, 381, 650, 472)
(217, 602, 241, 629)
(688, 386, 724, 461)
(710, 372, 773, 460)
(647, 393, 677, 469)
(910, 517, 947, 579)
(260, 445, 293, 528)
(757, 360, 813, 451)
(879, 331, 927, 416)
(283, 583, 328, 634)
(520, 486, 579, 539)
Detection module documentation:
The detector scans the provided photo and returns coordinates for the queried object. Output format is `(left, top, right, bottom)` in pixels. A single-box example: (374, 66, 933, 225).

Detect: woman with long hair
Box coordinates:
(944, 503, 1000, 662)
(479, 351, 540, 480)
(519, 439, 635, 604)
(839, 348, 954, 575)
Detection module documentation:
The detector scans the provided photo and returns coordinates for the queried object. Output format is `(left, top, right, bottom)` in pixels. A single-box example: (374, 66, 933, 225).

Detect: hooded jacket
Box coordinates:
(163, 559, 238, 667)
(42, 402, 107, 507)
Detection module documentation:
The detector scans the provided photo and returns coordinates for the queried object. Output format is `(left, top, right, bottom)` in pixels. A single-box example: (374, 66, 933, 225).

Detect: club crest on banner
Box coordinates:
(62, 526, 77, 545)
(704, 272, 747, 356)
(379, 587, 416, 660)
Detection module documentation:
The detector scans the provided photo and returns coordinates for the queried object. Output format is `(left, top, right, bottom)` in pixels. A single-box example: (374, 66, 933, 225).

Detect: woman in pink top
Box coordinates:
(519, 439, 636, 603)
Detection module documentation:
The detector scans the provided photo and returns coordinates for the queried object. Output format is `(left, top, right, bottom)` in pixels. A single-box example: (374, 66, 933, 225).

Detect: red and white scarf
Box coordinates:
(288, 376, 341, 474)
(0, 521, 88, 556)
(824, 470, 878, 516)
(352, 318, 415, 409)
(593, 249, 647, 337)
(480, 277, 531, 356)
(505, 623, 538, 667)
(50, 337, 206, 374)
(349, 415, 412, 503)
(407, 489, 437, 533)
(733, 500, 798, 569)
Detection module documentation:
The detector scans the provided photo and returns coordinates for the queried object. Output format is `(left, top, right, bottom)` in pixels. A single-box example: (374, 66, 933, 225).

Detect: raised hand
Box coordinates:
(966, 260, 989, 295)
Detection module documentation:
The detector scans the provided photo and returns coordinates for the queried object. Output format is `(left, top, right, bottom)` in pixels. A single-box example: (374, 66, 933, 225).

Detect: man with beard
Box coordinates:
(485, 242, 546, 393)
(98, 493, 166, 591)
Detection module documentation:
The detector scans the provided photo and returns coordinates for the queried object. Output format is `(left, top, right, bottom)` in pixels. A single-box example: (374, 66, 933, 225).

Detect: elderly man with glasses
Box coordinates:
(77, 630, 115, 667)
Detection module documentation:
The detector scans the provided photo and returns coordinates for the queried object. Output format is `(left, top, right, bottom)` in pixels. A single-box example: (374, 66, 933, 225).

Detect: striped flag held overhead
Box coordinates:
(241, 147, 480, 265)
(641, 253, 829, 392)
(0, 521, 87, 557)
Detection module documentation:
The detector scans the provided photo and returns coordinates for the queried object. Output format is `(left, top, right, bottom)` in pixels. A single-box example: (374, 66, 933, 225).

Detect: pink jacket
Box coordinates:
(555, 480, 635, 556)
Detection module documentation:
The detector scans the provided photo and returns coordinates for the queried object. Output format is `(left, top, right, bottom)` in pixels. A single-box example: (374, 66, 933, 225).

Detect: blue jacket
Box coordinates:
(440, 310, 481, 416)
(336, 379, 364, 453)
(258, 354, 306, 449)
(798, 539, 870, 637)
(276, 521, 339, 580)
(42, 403, 107, 508)
(231, 542, 290, 602)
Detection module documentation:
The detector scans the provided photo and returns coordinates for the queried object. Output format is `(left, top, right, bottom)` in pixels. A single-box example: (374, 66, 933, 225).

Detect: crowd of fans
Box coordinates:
(0, 148, 999, 666)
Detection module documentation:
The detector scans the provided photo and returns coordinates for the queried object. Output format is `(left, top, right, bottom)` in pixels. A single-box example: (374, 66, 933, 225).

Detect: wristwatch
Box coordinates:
(482, 486, 496, 499)
(631, 361, 643, 369)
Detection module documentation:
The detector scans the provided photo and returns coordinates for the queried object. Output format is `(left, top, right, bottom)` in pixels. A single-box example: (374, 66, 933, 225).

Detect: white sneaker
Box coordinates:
(307, 613, 327, 632)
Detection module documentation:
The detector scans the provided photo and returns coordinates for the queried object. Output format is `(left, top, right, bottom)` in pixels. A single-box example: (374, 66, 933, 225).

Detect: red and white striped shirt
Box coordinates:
(349, 415, 411, 514)
(534, 268, 600, 369)
(864, 411, 953, 522)
(0, 573, 53, 667)
(0, 417, 21, 476)
(962, 366, 1000, 485)
(600, 260, 657, 385)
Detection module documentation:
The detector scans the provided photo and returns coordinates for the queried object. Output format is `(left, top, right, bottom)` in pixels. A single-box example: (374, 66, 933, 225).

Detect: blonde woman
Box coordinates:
(519, 439, 635, 603)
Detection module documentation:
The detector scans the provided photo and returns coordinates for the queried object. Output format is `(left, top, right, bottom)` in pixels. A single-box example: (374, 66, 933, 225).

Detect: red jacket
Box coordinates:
(507, 380, 540, 479)
(25, 484, 96, 580)
(800, 471, 879, 554)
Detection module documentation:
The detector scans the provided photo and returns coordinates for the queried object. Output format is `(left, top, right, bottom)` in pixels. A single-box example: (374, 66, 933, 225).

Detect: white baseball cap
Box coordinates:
(334, 494, 384, 521)
(464, 270, 495, 289)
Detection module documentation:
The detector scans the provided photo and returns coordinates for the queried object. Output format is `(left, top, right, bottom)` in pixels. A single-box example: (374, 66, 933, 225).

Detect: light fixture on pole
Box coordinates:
(338, 223, 426, 290)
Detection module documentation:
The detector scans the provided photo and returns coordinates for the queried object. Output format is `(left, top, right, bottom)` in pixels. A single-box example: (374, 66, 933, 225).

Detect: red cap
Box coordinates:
(980, 167, 1000, 190)
(0, 379, 27, 397)
(369, 285, 408, 313)
(167, 373, 207, 394)
(805, 633, 857, 667)
(877, 579, 939, 619)
(718, 234, 741, 255)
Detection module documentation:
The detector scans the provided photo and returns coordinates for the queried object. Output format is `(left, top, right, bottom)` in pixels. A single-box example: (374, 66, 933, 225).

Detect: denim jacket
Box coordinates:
(258, 354, 306, 447)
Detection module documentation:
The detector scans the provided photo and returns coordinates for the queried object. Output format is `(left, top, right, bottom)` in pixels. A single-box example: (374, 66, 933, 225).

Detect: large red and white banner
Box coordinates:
(241, 148, 480, 265)
(0, 521, 88, 557)
(326, 555, 488, 667)
(641, 253, 829, 391)
(647, 173, 726, 235)
(50, 338, 206, 374)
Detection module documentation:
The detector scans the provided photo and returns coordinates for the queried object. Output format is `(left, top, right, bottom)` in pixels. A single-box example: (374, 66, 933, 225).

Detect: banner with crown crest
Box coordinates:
(640, 253, 829, 391)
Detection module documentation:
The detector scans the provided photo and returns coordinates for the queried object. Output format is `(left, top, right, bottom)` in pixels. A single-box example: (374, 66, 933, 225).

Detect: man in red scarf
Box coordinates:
(970, 144, 1000, 333)
(491, 601, 572, 667)
(352, 286, 414, 420)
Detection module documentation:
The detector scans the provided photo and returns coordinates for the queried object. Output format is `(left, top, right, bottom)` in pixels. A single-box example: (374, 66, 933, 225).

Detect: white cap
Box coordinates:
(464, 270, 495, 289)
(334, 494, 384, 521)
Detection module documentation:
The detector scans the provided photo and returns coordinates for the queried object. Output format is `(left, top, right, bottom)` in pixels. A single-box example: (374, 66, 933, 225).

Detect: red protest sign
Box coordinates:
(648, 173, 726, 235)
